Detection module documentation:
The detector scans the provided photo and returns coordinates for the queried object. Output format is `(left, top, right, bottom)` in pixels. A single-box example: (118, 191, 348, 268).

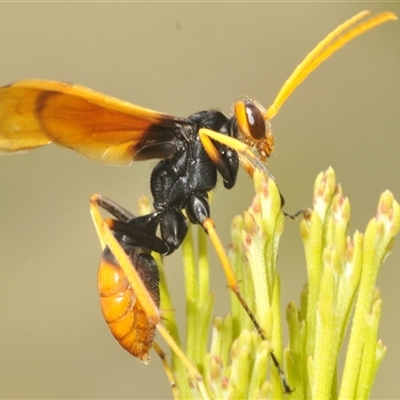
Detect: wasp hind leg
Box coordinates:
(89, 195, 208, 397)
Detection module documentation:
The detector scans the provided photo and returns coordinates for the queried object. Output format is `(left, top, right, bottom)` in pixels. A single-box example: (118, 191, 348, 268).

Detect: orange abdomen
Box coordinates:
(98, 247, 160, 363)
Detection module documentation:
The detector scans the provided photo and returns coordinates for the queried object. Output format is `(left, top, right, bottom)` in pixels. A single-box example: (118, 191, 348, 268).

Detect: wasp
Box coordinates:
(0, 10, 396, 393)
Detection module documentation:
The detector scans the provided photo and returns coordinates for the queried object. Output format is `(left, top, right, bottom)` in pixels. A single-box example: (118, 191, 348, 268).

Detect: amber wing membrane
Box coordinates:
(0, 80, 183, 165)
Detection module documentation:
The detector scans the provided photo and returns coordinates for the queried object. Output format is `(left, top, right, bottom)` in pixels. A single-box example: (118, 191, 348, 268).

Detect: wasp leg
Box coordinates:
(199, 128, 277, 180)
(195, 133, 293, 393)
(90, 195, 208, 396)
(201, 128, 309, 225)
(202, 217, 292, 394)
(90, 194, 161, 333)
(90, 194, 135, 222)
(90, 195, 161, 346)
(151, 342, 179, 399)
(283, 208, 312, 220)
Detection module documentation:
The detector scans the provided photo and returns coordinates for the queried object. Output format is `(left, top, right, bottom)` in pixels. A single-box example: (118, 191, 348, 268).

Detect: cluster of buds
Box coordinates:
(148, 167, 399, 399)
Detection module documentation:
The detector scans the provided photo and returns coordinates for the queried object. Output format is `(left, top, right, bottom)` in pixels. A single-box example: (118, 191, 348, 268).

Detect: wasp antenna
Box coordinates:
(266, 11, 397, 120)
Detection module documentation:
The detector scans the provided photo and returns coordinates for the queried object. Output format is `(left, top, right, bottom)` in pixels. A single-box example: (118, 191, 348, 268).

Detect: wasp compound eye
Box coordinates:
(234, 99, 274, 160)
(236, 100, 266, 140)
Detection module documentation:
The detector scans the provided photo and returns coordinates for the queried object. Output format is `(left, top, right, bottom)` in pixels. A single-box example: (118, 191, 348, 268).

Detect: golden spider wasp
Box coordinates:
(0, 10, 396, 395)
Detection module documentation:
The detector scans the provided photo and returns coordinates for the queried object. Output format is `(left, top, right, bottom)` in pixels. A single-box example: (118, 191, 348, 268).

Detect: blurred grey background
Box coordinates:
(1, 3, 399, 399)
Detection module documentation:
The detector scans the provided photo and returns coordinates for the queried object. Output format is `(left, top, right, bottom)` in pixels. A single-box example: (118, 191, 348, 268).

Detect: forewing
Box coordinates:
(0, 80, 183, 165)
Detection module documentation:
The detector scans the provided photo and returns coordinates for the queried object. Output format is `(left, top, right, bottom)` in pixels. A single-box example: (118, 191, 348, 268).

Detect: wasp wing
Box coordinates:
(0, 80, 185, 165)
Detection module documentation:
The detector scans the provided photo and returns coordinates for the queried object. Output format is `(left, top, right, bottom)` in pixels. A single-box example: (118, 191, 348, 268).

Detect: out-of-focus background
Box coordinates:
(1, 3, 399, 399)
